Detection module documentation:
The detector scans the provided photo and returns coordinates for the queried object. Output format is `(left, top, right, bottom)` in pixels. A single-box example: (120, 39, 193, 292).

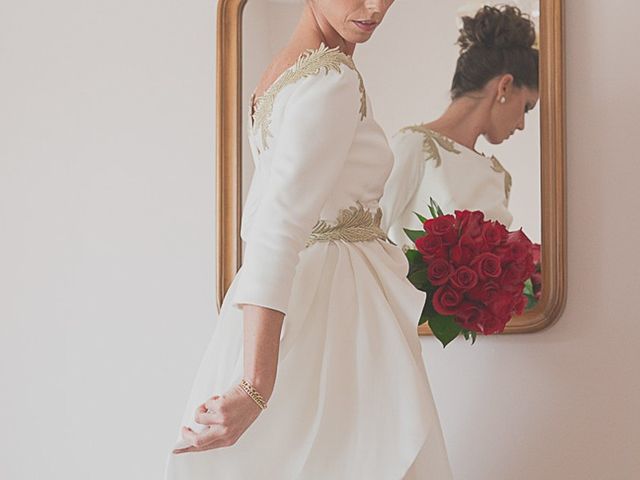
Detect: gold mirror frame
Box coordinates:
(215, 0, 566, 335)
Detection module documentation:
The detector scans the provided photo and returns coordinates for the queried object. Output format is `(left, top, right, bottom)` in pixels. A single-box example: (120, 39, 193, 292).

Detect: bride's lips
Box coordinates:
(353, 20, 378, 32)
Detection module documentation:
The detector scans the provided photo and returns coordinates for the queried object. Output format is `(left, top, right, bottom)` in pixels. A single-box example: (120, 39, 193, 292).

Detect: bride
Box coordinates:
(164, 1, 453, 479)
(380, 5, 540, 249)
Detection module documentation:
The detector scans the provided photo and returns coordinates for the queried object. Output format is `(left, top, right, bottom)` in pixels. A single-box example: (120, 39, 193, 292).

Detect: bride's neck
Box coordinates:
(423, 98, 489, 153)
(291, 5, 355, 56)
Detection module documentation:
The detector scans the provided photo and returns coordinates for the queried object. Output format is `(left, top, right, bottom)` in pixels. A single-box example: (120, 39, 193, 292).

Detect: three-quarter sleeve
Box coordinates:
(231, 67, 363, 315)
(379, 131, 426, 242)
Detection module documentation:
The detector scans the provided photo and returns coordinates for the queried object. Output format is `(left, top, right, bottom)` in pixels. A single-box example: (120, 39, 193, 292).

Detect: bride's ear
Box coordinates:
(496, 74, 515, 102)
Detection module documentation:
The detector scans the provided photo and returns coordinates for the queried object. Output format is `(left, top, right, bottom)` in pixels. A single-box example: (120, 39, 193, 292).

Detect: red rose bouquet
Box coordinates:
(404, 198, 537, 347)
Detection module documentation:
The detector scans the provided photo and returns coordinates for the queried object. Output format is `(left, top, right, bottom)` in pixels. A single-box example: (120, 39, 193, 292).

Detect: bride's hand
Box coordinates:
(172, 383, 264, 454)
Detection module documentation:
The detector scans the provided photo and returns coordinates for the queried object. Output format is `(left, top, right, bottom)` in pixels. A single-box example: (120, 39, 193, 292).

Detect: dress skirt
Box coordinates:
(165, 238, 454, 479)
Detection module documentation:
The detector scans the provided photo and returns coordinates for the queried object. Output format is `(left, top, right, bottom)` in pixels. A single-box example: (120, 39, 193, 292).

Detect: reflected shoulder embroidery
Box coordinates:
(489, 155, 513, 203)
(398, 125, 461, 167)
(252, 43, 367, 151)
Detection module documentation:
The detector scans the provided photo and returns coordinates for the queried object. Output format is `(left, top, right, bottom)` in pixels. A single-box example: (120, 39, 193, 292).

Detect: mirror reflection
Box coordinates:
(242, 0, 543, 310)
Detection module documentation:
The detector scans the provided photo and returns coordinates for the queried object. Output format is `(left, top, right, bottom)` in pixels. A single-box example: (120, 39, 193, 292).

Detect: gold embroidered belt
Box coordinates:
(305, 201, 389, 248)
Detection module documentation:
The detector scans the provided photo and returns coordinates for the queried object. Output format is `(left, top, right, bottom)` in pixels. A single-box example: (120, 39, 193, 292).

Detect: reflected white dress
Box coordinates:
(164, 44, 453, 480)
(380, 125, 514, 250)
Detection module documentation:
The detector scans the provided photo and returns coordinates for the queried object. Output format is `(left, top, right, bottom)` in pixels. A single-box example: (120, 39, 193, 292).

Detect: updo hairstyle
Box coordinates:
(451, 5, 539, 100)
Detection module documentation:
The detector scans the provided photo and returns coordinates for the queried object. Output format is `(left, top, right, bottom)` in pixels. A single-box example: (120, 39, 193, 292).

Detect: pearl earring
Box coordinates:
(499, 96, 506, 104)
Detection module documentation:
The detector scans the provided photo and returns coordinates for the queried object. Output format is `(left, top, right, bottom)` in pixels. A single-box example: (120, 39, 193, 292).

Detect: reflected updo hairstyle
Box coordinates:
(451, 5, 539, 100)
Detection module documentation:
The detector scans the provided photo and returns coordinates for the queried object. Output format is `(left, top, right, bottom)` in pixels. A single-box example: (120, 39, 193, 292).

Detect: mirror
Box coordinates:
(216, 0, 566, 335)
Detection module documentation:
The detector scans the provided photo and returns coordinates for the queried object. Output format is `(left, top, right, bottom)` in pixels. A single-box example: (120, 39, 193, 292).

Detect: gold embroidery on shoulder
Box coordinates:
(398, 125, 461, 167)
(252, 43, 367, 151)
(305, 201, 387, 248)
(489, 155, 513, 203)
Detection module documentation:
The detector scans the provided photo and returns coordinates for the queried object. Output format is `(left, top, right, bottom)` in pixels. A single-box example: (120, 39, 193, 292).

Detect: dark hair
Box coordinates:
(450, 5, 539, 100)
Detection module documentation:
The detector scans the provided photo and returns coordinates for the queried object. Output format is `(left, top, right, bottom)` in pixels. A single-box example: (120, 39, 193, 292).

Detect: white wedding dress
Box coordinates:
(164, 44, 453, 479)
(380, 125, 514, 250)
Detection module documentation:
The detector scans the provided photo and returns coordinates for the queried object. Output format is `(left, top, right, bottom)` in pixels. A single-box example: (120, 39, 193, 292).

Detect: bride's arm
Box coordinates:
(231, 67, 362, 315)
(241, 305, 284, 403)
(174, 67, 363, 454)
(174, 307, 283, 455)
(379, 130, 426, 242)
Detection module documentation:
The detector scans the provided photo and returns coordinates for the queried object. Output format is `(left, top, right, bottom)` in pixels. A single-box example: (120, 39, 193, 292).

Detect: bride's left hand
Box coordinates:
(172, 383, 264, 454)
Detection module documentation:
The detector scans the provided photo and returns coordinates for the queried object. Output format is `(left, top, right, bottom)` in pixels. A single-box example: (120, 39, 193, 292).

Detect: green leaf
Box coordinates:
(523, 278, 534, 296)
(427, 204, 437, 219)
(432, 199, 444, 215)
(413, 211, 428, 223)
(404, 248, 422, 265)
(460, 328, 478, 345)
(522, 278, 539, 310)
(408, 269, 429, 288)
(429, 197, 444, 217)
(427, 313, 462, 348)
(403, 228, 425, 243)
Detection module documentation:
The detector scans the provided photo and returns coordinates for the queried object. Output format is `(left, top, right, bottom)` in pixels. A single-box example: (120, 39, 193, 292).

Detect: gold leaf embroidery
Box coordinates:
(398, 125, 461, 167)
(251, 43, 367, 151)
(305, 201, 388, 248)
(398, 126, 512, 203)
(489, 155, 513, 204)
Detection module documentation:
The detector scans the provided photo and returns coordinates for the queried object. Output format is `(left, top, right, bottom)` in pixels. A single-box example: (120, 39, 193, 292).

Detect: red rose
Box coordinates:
(532, 243, 541, 265)
(489, 291, 516, 318)
(455, 210, 485, 238)
(456, 299, 512, 334)
(470, 252, 502, 280)
(451, 234, 476, 266)
(482, 314, 509, 335)
(500, 262, 529, 291)
(423, 215, 457, 246)
(455, 302, 481, 331)
(503, 229, 533, 261)
(507, 228, 533, 245)
(525, 256, 536, 277)
(432, 285, 462, 316)
(415, 234, 441, 256)
(481, 221, 508, 248)
(427, 258, 453, 286)
(513, 294, 527, 315)
(467, 280, 500, 304)
(416, 234, 449, 260)
(441, 228, 458, 246)
(456, 302, 492, 333)
(450, 265, 479, 292)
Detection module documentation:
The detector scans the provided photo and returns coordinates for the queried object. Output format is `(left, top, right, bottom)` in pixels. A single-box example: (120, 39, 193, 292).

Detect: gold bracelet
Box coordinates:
(239, 378, 268, 410)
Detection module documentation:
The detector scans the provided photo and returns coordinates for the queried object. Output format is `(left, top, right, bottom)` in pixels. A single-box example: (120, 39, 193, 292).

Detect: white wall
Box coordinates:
(0, 1, 217, 478)
(1, 1, 638, 479)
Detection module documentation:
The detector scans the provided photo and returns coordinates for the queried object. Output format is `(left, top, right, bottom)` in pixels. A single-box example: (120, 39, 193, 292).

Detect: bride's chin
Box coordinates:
(344, 28, 377, 44)
(351, 35, 375, 45)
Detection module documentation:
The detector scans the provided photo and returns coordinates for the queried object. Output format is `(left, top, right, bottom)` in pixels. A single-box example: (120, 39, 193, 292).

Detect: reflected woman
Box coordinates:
(380, 5, 539, 249)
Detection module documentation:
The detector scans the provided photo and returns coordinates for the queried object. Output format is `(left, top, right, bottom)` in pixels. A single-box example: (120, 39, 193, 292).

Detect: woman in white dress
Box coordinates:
(380, 5, 539, 249)
(164, 1, 453, 479)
